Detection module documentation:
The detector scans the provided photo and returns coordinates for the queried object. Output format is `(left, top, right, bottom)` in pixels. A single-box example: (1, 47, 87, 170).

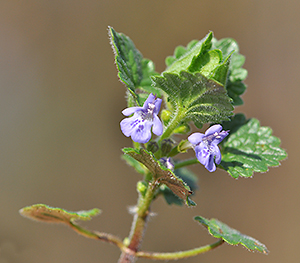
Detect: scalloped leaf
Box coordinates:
(195, 216, 269, 254)
(220, 114, 287, 178)
(19, 204, 100, 224)
(152, 71, 233, 128)
(212, 38, 247, 105)
(226, 81, 246, 106)
(109, 27, 160, 106)
(123, 148, 195, 206)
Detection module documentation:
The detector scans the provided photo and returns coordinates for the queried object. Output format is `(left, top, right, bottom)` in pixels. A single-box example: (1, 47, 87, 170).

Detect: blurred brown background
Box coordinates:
(0, 1, 297, 262)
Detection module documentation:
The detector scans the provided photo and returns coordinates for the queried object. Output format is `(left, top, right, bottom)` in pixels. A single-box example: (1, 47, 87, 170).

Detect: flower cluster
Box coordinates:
(120, 93, 229, 172)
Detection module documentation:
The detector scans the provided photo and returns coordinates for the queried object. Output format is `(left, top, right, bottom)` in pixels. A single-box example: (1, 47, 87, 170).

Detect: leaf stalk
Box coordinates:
(174, 158, 199, 170)
(136, 239, 224, 260)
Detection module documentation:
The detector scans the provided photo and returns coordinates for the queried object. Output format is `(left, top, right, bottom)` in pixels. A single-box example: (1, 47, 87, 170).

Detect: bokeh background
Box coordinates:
(0, 1, 298, 262)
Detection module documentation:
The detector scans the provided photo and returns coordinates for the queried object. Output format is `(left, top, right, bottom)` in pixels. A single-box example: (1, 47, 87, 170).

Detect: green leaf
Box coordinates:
(160, 167, 198, 206)
(226, 81, 246, 106)
(195, 216, 269, 254)
(165, 40, 199, 67)
(192, 50, 229, 82)
(109, 27, 142, 94)
(188, 49, 222, 75)
(140, 59, 162, 96)
(211, 53, 232, 86)
(165, 32, 213, 74)
(152, 71, 233, 128)
(164, 34, 247, 105)
(212, 38, 247, 105)
(220, 114, 287, 178)
(109, 27, 159, 106)
(123, 148, 195, 206)
(19, 204, 100, 224)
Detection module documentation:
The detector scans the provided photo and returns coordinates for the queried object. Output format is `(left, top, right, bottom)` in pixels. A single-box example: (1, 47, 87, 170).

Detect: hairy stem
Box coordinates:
(118, 183, 157, 263)
(136, 239, 224, 260)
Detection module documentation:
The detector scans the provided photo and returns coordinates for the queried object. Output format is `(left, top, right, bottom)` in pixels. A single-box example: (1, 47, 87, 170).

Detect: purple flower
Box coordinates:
(188, 124, 229, 172)
(120, 93, 163, 143)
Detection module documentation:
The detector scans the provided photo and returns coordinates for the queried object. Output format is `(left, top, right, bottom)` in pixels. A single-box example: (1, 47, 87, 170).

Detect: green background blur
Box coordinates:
(0, 1, 297, 262)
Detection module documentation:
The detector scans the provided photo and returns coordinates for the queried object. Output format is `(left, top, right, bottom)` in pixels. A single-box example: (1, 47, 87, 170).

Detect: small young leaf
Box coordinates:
(152, 71, 233, 128)
(212, 37, 240, 60)
(123, 148, 195, 206)
(195, 216, 269, 254)
(165, 40, 199, 67)
(165, 35, 247, 105)
(165, 32, 213, 74)
(19, 204, 100, 224)
(188, 49, 222, 76)
(211, 53, 232, 86)
(220, 114, 287, 178)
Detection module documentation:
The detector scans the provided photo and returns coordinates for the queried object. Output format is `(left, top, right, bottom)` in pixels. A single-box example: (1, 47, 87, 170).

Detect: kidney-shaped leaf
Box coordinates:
(220, 114, 287, 178)
(195, 216, 268, 254)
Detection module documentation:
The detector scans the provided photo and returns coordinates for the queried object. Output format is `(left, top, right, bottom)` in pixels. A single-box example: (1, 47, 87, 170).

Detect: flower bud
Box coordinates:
(147, 141, 159, 153)
(173, 124, 190, 134)
(137, 181, 147, 196)
(161, 139, 175, 156)
(161, 109, 172, 124)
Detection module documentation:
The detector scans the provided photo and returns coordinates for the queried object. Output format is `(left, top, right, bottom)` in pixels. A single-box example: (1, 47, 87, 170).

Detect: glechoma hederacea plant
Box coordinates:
(20, 27, 287, 262)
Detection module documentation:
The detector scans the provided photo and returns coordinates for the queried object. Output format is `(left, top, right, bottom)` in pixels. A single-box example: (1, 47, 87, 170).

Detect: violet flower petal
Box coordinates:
(188, 133, 205, 145)
(120, 115, 138, 137)
(130, 121, 152, 143)
(152, 114, 163, 136)
(205, 124, 222, 136)
(122, 107, 143, 116)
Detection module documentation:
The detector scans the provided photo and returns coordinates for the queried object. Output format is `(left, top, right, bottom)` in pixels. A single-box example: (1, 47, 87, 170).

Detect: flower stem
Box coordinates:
(174, 158, 199, 170)
(136, 239, 224, 260)
(159, 108, 185, 142)
(118, 182, 157, 263)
